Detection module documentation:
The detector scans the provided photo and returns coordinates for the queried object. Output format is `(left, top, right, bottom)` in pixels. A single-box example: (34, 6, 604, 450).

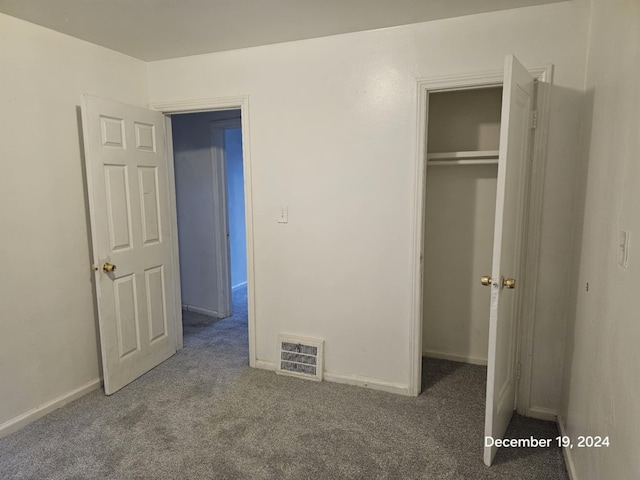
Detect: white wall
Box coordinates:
(560, 0, 640, 478)
(0, 14, 148, 433)
(172, 111, 238, 317)
(148, 1, 590, 401)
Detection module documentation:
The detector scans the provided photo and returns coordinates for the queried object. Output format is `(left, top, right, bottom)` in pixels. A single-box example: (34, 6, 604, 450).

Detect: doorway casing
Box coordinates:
(209, 117, 243, 318)
(151, 96, 257, 367)
(408, 66, 553, 419)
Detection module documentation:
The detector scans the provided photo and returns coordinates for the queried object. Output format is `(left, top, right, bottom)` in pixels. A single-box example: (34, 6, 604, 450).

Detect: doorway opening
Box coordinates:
(420, 85, 504, 459)
(421, 86, 502, 376)
(170, 109, 248, 353)
(411, 65, 552, 400)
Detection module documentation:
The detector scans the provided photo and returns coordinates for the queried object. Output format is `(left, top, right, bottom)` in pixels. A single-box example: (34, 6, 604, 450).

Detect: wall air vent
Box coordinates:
(276, 335, 324, 381)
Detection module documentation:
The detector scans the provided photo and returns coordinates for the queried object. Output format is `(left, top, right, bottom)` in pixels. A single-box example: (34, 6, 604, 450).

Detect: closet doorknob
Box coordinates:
(480, 275, 492, 286)
(503, 278, 516, 289)
(102, 262, 117, 273)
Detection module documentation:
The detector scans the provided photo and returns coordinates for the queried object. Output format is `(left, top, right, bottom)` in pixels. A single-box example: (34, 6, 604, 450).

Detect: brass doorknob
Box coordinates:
(503, 278, 516, 289)
(480, 275, 492, 286)
(102, 262, 116, 273)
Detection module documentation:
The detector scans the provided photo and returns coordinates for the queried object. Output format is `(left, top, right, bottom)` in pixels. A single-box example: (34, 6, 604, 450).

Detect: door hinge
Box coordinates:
(516, 362, 522, 380)
(530, 110, 538, 130)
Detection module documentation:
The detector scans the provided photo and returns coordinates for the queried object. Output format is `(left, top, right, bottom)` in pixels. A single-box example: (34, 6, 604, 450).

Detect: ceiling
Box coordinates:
(0, 0, 567, 61)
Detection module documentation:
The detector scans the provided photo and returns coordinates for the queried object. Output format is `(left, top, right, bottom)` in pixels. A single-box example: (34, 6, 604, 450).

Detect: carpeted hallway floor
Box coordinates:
(0, 285, 568, 479)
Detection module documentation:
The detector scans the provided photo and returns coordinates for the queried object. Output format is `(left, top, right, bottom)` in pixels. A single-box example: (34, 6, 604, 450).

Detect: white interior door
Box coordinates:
(484, 55, 535, 466)
(82, 95, 177, 395)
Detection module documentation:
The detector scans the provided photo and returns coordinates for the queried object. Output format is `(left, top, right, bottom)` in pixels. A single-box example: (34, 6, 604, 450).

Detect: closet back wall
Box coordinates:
(423, 166, 498, 364)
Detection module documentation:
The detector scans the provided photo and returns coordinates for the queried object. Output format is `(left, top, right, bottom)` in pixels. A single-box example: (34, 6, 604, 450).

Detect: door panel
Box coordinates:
(484, 55, 535, 466)
(114, 274, 140, 358)
(145, 266, 168, 343)
(82, 95, 177, 394)
(134, 122, 156, 152)
(138, 166, 162, 245)
(104, 165, 133, 251)
(101, 116, 126, 148)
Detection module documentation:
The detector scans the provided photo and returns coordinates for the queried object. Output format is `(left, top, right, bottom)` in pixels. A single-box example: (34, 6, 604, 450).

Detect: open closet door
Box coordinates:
(483, 55, 535, 466)
(81, 95, 177, 394)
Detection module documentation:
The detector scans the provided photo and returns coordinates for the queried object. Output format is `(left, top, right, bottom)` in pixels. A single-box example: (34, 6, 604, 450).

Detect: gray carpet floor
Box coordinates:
(0, 285, 568, 479)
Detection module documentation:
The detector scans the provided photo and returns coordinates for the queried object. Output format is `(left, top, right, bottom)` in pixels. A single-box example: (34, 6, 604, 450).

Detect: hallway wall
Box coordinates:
(225, 128, 247, 288)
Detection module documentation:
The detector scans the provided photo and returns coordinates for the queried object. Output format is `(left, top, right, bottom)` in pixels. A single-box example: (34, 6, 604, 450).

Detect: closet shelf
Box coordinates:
(427, 150, 499, 166)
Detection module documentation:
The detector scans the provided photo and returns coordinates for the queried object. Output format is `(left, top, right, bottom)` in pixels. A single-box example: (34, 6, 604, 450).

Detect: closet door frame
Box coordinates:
(409, 65, 553, 419)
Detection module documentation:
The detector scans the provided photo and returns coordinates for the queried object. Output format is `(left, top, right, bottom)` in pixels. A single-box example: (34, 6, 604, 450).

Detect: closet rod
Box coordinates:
(427, 150, 499, 161)
(428, 159, 498, 166)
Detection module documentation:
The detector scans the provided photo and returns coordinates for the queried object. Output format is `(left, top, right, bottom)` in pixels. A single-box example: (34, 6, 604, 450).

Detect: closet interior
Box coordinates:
(422, 86, 503, 370)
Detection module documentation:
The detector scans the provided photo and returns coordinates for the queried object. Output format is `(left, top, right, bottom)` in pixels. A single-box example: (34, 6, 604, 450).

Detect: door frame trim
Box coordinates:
(151, 96, 257, 367)
(209, 118, 243, 318)
(408, 65, 553, 419)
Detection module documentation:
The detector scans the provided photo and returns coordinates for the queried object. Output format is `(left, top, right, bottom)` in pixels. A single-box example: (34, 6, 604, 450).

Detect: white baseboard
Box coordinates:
(254, 359, 276, 371)
(557, 415, 578, 480)
(0, 378, 102, 439)
(253, 360, 410, 395)
(423, 349, 488, 366)
(323, 371, 410, 396)
(232, 281, 247, 290)
(182, 304, 221, 318)
(528, 406, 557, 422)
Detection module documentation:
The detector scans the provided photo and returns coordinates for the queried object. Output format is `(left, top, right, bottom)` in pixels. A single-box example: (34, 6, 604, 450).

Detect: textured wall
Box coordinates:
(0, 13, 148, 430)
(561, 0, 640, 478)
(148, 1, 590, 403)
